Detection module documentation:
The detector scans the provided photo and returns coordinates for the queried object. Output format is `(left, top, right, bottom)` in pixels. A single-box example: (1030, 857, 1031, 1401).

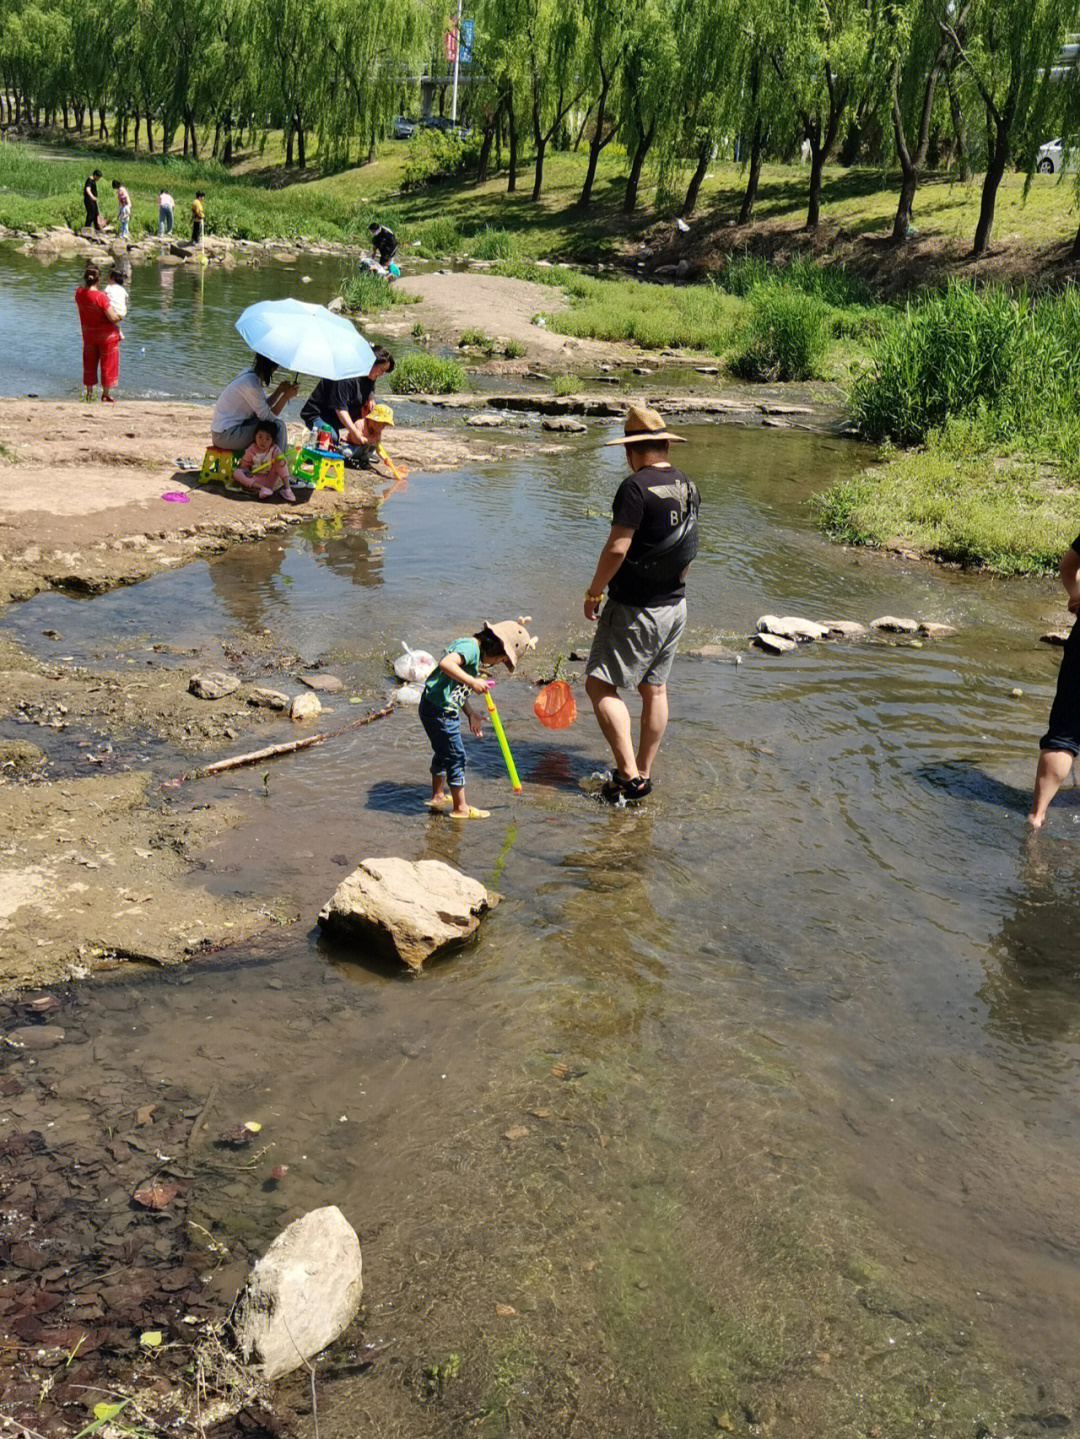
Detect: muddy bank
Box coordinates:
(0, 401, 541, 608)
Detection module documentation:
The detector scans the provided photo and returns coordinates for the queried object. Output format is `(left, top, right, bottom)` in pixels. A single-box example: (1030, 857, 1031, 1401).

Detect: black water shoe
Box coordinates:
(600, 773, 652, 804)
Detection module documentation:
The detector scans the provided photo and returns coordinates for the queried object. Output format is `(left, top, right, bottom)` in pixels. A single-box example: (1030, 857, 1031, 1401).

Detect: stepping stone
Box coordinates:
(757, 615, 828, 642)
(870, 616, 919, 634)
(818, 620, 868, 639)
(917, 622, 958, 639)
(752, 633, 797, 654)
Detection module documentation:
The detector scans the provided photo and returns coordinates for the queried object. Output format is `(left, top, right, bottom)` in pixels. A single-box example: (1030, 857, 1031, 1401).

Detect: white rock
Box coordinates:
(189, 671, 240, 700)
(318, 857, 499, 970)
(233, 1206, 362, 1380)
(756, 615, 828, 642)
(917, 622, 957, 639)
(248, 687, 289, 710)
(290, 693, 322, 722)
(870, 616, 920, 634)
(752, 633, 797, 654)
(1041, 630, 1071, 646)
(818, 620, 868, 639)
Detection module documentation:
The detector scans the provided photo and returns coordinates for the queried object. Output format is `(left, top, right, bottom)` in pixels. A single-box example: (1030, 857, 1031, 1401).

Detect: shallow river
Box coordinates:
(3, 249, 1080, 1435)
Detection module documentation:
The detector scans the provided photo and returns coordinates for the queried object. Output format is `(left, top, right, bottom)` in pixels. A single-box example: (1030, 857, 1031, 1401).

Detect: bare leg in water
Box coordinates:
(585, 676, 639, 780)
(1028, 749, 1076, 828)
(637, 682, 668, 779)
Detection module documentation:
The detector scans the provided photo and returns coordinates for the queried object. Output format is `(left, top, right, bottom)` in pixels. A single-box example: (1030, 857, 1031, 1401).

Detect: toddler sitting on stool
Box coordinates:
(233, 420, 295, 503)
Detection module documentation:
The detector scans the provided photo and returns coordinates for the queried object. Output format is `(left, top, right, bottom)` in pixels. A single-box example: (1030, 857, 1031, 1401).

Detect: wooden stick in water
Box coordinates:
(163, 702, 395, 786)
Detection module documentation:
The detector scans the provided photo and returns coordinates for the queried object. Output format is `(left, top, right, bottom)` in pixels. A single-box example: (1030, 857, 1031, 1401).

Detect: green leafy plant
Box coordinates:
(470, 226, 519, 260)
(458, 326, 495, 354)
(728, 284, 831, 382)
(388, 353, 466, 394)
(503, 339, 526, 358)
(552, 374, 580, 396)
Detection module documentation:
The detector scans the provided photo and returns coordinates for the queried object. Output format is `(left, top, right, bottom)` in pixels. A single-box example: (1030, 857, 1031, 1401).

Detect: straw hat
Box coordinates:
(603, 404, 685, 445)
(367, 403, 395, 427)
(482, 616, 537, 671)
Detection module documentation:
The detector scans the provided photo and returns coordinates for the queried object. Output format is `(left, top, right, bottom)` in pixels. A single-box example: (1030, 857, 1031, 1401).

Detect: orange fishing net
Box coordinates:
(533, 680, 577, 730)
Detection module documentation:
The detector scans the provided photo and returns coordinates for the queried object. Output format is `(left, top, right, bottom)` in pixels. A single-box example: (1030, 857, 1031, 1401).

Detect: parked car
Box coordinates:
(392, 115, 416, 139)
(1036, 138, 1078, 174)
(415, 115, 473, 139)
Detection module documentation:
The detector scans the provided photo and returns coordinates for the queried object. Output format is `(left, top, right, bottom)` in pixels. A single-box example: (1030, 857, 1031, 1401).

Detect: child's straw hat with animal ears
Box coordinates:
(482, 617, 538, 670)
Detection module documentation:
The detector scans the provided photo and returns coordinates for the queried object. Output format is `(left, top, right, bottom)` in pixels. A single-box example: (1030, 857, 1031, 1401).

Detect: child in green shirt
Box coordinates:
(420, 618, 536, 819)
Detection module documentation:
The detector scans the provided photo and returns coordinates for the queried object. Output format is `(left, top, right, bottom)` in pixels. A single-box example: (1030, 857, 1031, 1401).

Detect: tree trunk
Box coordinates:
(296, 116, 305, 168)
(507, 98, 518, 192)
(972, 112, 1009, 256)
(738, 118, 764, 224)
(805, 145, 825, 229)
(892, 171, 917, 242)
(578, 70, 610, 207)
(285, 116, 294, 166)
(222, 110, 232, 164)
(681, 141, 711, 217)
(623, 122, 654, 215)
(1070, 220, 1080, 261)
(212, 117, 221, 157)
(532, 137, 546, 200)
(99, 106, 107, 139)
(62, 100, 69, 130)
(476, 105, 498, 183)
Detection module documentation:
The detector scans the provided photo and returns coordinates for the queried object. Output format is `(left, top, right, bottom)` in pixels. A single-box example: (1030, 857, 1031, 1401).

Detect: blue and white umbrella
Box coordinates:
(235, 298, 376, 380)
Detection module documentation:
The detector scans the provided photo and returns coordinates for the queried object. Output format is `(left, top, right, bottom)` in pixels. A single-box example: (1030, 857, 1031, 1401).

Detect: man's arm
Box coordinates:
(584, 524, 635, 620)
(1062, 546, 1080, 613)
(334, 407, 365, 444)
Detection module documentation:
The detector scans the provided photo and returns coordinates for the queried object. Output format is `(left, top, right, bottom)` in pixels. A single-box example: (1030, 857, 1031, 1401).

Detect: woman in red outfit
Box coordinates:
(74, 262, 121, 402)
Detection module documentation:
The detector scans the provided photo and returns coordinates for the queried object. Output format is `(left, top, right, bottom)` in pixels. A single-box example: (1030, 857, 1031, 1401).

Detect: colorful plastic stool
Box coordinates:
(290, 446, 345, 492)
(199, 447, 244, 489)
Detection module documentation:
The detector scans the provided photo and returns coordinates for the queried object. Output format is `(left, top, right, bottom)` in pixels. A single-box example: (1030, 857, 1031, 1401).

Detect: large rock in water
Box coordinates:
(233, 1206, 362, 1380)
(318, 857, 499, 970)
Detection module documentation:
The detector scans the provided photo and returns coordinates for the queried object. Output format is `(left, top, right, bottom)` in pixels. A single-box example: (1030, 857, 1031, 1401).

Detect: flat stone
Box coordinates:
(870, 616, 920, 634)
(248, 687, 289, 710)
(542, 416, 588, 433)
(233, 1206, 362, 1380)
(917, 622, 958, 639)
(10, 1025, 65, 1050)
(818, 620, 868, 639)
(318, 857, 499, 970)
(1041, 631, 1072, 646)
(290, 693, 322, 722)
(300, 674, 344, 693)
(757, 615, 828, 642)
(189, 671, 240, 700)
(467, 413, 506, 428)
(752, 633, 797, 655)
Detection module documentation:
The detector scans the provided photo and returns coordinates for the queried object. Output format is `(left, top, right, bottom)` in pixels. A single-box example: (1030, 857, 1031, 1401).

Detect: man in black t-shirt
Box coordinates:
(83, 170, 102, 229)
(1029, 531, 1080, 827)
(299, 346, 395, 455)
(583, 405, 700, 803)
(369, 222, 397, 267)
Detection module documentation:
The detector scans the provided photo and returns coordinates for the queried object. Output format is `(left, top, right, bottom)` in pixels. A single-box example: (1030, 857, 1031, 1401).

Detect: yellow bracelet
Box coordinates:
(585, 590, 603, 604)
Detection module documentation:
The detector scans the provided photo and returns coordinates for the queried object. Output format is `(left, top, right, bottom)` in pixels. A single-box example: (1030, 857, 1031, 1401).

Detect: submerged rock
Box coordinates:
(467, 413, 506, 428)
(870, 616, 920, 634)
(757, 615, 828, 642)
(247, 687, 289, 710)
(318, 857, 499, 970)
(189, 671, 240, 700)
(300, 674, 344, 693)
(542, 416, 588, 433)
(10, 1025, 65, 1049)
(752, 633, 797, 655)
(686, 645, 741, 663)
(233, 1205, 362, 1380)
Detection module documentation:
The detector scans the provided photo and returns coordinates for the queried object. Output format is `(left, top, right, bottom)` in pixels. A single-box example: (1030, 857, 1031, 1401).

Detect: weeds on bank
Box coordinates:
(729, 283, 832, 381)
(388, 352, 466, 394)
(340, 267, 418, 312)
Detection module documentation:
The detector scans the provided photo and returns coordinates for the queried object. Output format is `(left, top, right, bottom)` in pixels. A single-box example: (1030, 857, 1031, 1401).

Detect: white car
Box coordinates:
(1036, 138, 1078, 174)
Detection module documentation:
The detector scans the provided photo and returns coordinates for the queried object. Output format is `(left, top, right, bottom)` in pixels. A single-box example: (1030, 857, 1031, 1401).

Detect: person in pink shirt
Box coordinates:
(233, 420, 295, 502)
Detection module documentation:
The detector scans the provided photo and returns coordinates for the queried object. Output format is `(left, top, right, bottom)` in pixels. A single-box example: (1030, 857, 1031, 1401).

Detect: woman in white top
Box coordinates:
(211, 354, 298, 453)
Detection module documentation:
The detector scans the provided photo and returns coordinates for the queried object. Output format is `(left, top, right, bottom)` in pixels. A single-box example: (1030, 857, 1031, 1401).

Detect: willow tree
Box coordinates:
(615, 0, 680, 214)
(324, 0, 437, 163)
(524, 0, 585, 198)
(665, 0, 743, 216)
(944, 0, 1071, 255)
(772, 0, 876, 230)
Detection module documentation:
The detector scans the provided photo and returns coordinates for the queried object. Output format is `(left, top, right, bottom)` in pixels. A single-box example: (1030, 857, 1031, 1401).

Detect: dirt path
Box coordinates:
(379, 269, 620, 367)
(0, 400, 538, 607)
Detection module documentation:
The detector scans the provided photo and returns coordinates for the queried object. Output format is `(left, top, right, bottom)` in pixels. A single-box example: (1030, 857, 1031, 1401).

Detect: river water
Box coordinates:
(3, 247, 1080, 1436)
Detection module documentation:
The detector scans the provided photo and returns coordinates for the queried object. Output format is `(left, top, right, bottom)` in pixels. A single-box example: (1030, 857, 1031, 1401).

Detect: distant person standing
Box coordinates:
(82, 169, 103, 230)
(112, 179, 131, 238)
(369, 221, 397, 267)
(191, 191, 205, 244)
(157, 190, 174, 236)
(1028, 534, 1080, 827)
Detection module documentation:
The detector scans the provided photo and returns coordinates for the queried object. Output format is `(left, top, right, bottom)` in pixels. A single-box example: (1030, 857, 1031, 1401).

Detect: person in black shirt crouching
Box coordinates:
(299, 346, 395, 462)
(583, 405, 700, 804)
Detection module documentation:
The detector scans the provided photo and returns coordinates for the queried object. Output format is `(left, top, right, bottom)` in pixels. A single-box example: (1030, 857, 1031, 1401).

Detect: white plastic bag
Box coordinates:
(394, 683, 424, 706)
(393, 641, 436, 684)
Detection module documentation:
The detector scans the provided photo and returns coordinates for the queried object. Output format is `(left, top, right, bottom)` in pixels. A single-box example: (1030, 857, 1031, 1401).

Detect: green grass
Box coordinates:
(340, 268, 414, 312)
(458, 326, 495, 354)
(814, 442, 1080, 573)
(729, 282, 833, 381)
(388, 352, 466, 394)
(551, 374, 580, 395)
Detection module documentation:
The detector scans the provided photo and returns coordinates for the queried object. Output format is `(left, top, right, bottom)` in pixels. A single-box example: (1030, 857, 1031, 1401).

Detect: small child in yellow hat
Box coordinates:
(357, 402, 408, 482)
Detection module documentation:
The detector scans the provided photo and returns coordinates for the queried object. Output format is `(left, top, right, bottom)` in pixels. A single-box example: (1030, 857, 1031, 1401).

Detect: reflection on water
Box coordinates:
(5, 421, 1080, 1430)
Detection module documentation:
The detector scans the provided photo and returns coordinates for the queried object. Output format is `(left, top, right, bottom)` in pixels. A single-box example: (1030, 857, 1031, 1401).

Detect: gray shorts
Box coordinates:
(586, 598, 687, 689)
